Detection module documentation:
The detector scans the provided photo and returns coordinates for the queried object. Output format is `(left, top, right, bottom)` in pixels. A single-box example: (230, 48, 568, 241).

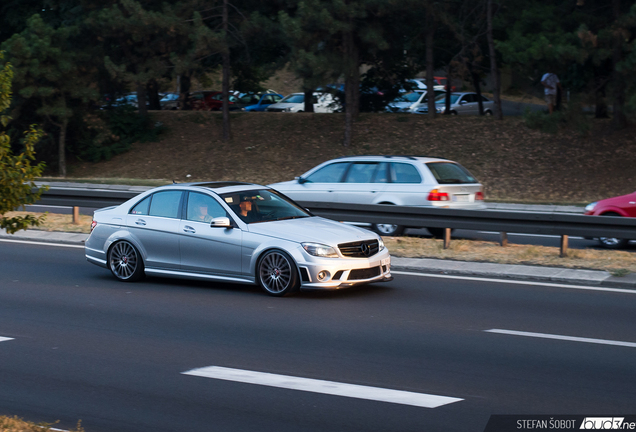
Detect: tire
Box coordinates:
(597, 213, 629, 249)
(426, 227, 453, 238)
(450, 110, 458, 115)
(484, 110, 493, 116)
(108, 240, 145, 282)
(257, 250, 300, 296)
(372, 223, 405, 236)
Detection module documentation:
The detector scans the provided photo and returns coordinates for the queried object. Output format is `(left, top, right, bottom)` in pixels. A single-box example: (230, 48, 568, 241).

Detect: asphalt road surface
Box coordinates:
(1, 240, 635, 432)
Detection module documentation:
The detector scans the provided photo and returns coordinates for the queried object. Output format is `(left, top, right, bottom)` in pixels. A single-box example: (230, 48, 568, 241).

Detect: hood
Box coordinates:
(268, 102, 301, 109)
(247, 217, 378, 246)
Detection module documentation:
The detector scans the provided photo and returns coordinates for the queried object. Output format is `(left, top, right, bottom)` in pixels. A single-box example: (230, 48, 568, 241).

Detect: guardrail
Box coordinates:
(34, 185, 636, 256)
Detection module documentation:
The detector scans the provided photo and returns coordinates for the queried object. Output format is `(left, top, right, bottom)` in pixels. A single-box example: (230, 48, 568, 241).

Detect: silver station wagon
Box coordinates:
(85, 182, 392, 296)
(269, 155, 486, 236)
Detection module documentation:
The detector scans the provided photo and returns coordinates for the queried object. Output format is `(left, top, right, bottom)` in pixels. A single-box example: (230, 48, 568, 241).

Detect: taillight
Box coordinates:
(427, 189, 450, 201)
(475, 191, 484, 200)
(90, 220, 97, 233)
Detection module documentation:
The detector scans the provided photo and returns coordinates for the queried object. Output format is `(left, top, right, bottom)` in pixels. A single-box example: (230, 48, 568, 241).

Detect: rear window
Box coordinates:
(426, 162, 478, 184)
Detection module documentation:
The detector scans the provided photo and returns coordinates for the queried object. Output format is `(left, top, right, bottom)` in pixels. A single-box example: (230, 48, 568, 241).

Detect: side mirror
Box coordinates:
(210, 217, 232, 228)
(296, 176, 308, 184)
(460, 100, 467, 105)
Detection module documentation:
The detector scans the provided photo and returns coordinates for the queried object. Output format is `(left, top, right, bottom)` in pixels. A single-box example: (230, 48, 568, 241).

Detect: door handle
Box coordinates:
(135, 219, 146, 226)
(183, 226, 196, 233)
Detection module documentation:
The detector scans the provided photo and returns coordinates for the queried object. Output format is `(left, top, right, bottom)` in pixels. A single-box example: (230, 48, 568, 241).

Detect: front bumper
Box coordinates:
(296, 248, 392, 291)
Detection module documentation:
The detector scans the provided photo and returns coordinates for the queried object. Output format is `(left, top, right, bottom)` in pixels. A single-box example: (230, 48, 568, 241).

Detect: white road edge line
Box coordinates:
(485, 329, 636, 348)
(0, 337, 14, 343)
(182, 366, 462, 408)
(391, 271, 636, 294)
(0, 239, 84, 249)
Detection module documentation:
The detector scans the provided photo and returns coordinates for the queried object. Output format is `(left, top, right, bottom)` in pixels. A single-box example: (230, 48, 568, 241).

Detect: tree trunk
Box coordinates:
(147, 79, 161, 110)
(136, 83, 148, 117)
(221, 0, 231, 141)
(180, 74, 191, 110)
(426, 10, 436, 119)
(304, 89, 314, 112)
(486, 0, 503, 120)
(595, 85, 609, 118)
(58, 117, 68, 177)
(612, 0, 627, 129)
(468, 61, 484, 115)
(444, 65, 451, 115)
(343, 27, 359, 147)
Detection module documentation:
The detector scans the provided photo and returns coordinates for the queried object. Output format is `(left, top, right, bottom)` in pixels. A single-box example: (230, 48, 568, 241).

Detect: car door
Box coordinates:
(378, 162, 426, 206)
(459, 94, 478, 114)
(292, 161, 350, 203)
(337, 162, 389, 204)
(126, 190, 183, 270)
(179, 192, 243, 276)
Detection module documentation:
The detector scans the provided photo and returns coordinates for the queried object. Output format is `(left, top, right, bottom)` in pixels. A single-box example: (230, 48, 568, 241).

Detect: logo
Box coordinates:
(580, 418, 626, 430)
(360, 243, 370, 256)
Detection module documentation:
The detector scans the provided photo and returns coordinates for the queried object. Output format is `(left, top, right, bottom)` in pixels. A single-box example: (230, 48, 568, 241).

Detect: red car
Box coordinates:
(584, 191, 636, 248)
(190, 91, 240, 111)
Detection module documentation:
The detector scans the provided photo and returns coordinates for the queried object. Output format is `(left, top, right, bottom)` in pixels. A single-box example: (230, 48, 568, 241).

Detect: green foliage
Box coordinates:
(523, 102, 591, 136)
(70, 106, 164, 163)
(0, 53, 48, 234)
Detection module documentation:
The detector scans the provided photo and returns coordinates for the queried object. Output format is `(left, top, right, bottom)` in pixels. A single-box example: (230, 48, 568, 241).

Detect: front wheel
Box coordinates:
(108, 240, 145, 281)
(372, 223, 405, 236)
(257, 250, 300, 296)
(597, 213, 629, 249)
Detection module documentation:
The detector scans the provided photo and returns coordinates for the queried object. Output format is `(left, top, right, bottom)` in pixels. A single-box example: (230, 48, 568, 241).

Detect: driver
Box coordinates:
(238, 196, 260, 223)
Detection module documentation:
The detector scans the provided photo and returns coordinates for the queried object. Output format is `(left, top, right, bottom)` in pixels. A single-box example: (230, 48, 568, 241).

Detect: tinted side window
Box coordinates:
(426, 162, 477, 184)
(130, 196, 151, 215)
(343, 162, 378, 183)
(306, 162, 350, 183)
(186, 192, 228, 223)
(372, 162, 389, 183)
(391, 163, 422, 184)
(148, 191, 182, 218)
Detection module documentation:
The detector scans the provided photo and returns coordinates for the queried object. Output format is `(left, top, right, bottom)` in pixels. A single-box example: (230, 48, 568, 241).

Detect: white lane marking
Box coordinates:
(182, 366, 462, 408)
(478, 231, 585, 239)
(0, 336, 14, 342)
(392, 271, 636, 295)
(485, 329, 636, 348)
(0, 239, 84, 249)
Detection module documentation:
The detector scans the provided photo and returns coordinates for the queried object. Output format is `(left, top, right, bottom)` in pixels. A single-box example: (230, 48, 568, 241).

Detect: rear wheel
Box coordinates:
(372, 223, 405, 236)
(257, 250, 300, 296)
(598, 213, 629, 249)
(108, 240, 145, 281)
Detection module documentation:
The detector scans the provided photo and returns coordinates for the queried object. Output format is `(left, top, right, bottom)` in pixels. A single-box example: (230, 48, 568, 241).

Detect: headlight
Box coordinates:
(378, 237, 385, 252)
(584, 202, 597, 212)
(302, 243, 338, 258)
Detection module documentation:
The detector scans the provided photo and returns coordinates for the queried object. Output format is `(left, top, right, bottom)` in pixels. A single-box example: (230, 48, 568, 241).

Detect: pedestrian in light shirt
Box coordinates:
(541, 72, 562, 114)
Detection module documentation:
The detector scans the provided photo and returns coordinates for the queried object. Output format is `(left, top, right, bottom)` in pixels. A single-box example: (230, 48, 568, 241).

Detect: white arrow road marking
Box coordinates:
(485, 329, 636, 348)
(182, 366, 462, 408)
(0, 336, 14, 343)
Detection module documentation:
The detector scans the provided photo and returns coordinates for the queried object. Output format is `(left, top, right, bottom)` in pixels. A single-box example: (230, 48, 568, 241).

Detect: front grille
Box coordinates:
(348, 266, 381, 280)
(338, 240, 380, 258)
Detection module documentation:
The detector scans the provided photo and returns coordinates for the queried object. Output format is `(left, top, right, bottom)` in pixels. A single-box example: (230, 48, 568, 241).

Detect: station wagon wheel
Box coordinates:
(108, 240, 145, 282)
(257, 250, 300, 296)
(372, 223, 405, 236)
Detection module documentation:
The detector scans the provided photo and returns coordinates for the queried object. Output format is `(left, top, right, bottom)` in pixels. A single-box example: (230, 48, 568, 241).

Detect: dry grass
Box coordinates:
(6, 211, 633, 275)
(383, 236, 636, 275)
(0, 415, 83, 432)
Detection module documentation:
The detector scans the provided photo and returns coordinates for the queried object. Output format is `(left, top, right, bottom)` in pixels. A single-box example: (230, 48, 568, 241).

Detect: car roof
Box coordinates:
(326, 155, 452, 164)
(152, 181, 269, 195)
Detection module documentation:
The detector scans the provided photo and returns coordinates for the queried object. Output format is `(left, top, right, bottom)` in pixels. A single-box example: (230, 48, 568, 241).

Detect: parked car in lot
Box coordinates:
(414, 92, 494, 115)
(85, 182, 392, 296)
(160, 93, 180, 110)
(268, 155, 486, 236)
(239, 92, 284, 111)
(385, 90, 445, 113)
(190, 91, 242, 111)
(584, 191, 636, 249)
(265, 92, 339, 113)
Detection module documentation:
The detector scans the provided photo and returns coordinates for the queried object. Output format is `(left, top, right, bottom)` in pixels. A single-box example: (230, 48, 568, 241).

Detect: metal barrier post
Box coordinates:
(500, 232, 508, 247)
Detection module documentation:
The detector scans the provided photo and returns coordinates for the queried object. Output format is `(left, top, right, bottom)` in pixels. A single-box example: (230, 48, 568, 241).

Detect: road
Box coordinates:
(1, 240, 635, 432)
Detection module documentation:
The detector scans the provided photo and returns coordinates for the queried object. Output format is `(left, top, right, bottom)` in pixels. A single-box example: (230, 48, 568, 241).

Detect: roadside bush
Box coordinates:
(71, 106, 165, 163)
(523, 99, 591, 136)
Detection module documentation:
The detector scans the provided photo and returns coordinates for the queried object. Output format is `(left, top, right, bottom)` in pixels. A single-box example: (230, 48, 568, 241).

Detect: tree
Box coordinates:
(0, 53, 48, 234)
(2, 14, 98, 177)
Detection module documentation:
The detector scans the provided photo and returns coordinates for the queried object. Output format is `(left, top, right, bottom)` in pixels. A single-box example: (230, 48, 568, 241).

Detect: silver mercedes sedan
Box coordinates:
(85, 182, 392, 296)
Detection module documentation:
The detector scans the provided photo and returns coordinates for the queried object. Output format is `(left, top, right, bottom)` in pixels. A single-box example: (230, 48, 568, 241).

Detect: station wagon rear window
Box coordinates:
(426, 162, 477, 184)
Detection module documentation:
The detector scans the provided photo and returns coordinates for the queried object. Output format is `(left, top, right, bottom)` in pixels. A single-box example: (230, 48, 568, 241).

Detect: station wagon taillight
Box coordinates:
(475, 191, 484, 200)
(90, 220, 97, 233)
(427, 189, 450, 201)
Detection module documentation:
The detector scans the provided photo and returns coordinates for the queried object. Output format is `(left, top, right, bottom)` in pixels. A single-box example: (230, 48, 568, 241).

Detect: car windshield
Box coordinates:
(426, 162, 478, 184)
(435, 94, 460, 104)
(280, 94, 305, 104)
(394, 92, 422, 103)
(220, 189, 311, 224)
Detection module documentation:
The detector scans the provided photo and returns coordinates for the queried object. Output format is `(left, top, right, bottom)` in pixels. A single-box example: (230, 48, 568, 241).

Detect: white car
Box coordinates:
(268, 155, 486, 236)
(415, 92, 495, 115)
(265, 92, 339, 113)
(385, 90, 445, 113)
